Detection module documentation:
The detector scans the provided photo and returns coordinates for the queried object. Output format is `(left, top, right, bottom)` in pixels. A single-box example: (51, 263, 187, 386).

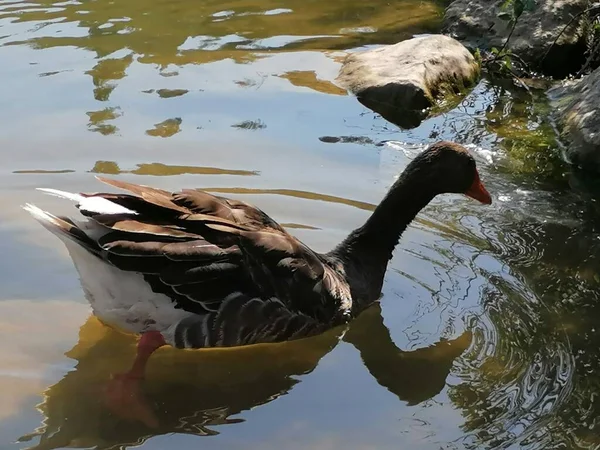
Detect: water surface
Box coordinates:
(1, 0, 600, 449)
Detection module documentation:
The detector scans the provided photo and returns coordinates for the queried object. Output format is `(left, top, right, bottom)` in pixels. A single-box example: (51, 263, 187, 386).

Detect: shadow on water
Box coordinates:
(18, 304, 471, 450)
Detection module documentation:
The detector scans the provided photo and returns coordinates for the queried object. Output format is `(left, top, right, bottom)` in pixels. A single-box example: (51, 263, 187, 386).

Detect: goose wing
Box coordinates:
(78, 177, 352, 323)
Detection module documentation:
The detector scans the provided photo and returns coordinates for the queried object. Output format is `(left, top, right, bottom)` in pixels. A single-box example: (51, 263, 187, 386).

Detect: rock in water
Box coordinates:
(336, 35, 479, 129)
(548, 68, 600, 171)
(443, 0, 588, 77)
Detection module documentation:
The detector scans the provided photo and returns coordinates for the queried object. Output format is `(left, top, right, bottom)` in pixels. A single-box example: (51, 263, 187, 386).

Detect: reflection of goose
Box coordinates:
(23, 141, 490, 401)
(20, 304, 472, 450)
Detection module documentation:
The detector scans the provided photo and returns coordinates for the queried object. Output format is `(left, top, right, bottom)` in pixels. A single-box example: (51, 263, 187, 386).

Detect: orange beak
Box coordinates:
(465, 171, 492, 205)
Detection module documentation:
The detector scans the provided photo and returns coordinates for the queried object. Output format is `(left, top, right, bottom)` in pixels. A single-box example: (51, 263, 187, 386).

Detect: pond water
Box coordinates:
(1, 0, 600, 449)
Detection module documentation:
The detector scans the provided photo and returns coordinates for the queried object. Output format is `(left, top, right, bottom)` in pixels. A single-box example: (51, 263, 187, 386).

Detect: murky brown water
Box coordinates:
(2, 0, 600, 449)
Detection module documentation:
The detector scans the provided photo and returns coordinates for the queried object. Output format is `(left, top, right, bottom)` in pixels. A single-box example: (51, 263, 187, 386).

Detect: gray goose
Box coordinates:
(24, 141, 491, 382)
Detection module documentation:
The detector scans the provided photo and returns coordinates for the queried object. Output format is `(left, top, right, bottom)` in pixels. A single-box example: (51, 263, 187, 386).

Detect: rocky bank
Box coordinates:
(443, 0, 590, 78)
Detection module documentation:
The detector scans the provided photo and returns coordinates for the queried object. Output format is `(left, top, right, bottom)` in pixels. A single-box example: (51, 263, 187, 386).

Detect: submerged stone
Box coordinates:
(336, 35, 479, 129)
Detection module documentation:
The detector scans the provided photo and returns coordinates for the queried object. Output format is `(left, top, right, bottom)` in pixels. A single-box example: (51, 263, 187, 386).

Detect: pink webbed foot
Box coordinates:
(102, 331, 167, 427)
(103, 373, 159, 428)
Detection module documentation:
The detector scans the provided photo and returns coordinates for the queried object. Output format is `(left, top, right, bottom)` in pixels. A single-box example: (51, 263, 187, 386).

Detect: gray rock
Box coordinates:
(443, 0, 588, 77)
(548, 68, 600, 170)
(336, 35, 480, 129)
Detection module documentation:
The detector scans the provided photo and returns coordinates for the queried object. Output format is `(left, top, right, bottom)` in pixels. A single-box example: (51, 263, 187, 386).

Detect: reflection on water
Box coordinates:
(8, 178, 598, 449)
(279, 70, 347, 95)
(231, 119, 267, 130)
(0, 0, 442, 58)
(12, 169, 76, 174)
(203, 186, 376, 211)
(14, 163, 260, 177)
(154, 89, 189, 99)
(87, 107, 122, 135)
(146, 118, 183, 138)
(19, 305, 471, 450)
(2, 0, 600, 448)
(89, 162, 260, 177)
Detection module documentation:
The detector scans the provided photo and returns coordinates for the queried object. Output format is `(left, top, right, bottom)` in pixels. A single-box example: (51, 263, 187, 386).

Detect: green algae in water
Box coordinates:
(483, 79, 568, 182)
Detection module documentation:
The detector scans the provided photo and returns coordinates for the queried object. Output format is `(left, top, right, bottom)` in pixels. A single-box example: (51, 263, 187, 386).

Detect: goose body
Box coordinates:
(24, 141, 492, 363)
(24, 181, 349, 348)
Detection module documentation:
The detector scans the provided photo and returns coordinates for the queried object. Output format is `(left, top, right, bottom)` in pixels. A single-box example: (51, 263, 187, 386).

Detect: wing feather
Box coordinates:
(63, 177, 352, 329)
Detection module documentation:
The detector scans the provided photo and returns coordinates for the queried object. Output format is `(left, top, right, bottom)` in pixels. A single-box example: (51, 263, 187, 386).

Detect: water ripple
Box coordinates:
(440, 218, 579, 449)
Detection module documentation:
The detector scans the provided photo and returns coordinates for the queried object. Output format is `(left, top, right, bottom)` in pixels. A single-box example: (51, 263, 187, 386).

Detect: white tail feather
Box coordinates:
(37, 188, 84, 202)
(22, 203, 68, 240)
(23, 203, 61, 226)
(36, 187, 138, 216)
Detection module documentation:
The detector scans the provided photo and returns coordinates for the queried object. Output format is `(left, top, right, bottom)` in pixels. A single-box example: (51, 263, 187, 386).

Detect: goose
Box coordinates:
(23, 141, 491, 383)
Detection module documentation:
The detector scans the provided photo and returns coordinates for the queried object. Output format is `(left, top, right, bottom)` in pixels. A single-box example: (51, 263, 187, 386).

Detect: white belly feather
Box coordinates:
(23, 189, 196, 342)
(63, 239, 194, 336)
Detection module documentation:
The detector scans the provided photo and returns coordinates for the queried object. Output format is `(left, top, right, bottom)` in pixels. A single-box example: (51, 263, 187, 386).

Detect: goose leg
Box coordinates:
(102, 331, 166, 427)
(126, 330, 167, 379)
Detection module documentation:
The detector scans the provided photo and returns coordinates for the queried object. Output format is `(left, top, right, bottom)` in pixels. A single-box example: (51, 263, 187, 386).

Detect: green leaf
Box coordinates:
(513, 0, 524, 18)
(497, 11, 513, 20)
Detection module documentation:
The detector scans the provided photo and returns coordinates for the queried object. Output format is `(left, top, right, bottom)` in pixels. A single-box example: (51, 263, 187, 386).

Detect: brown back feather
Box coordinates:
(80, 177, 353, 325)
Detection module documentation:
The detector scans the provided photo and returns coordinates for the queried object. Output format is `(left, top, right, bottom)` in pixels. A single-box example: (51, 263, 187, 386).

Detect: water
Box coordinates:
(1, 0, 600, 449)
